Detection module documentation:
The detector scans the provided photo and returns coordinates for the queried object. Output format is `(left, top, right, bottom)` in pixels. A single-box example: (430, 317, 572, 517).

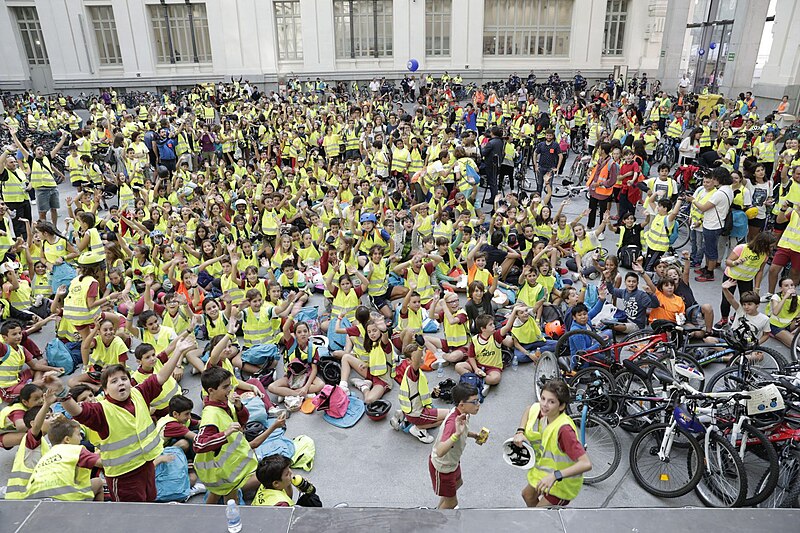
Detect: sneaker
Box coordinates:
(761, 293, 773, 303)
(482, 383, 491, 397)
(597, 233, 605, 241)
(389, 409, 403, 431)
(712, 317, 729, 331)
(695, 271, 715, 282)
(189, 482, 206, 497)
(409, 426, 435, 444)
(350, 377, 371, 391)
(338, 381, 351, 395)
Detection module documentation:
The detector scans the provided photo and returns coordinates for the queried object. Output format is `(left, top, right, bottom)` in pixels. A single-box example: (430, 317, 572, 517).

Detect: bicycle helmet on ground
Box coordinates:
(366, 399, 392, 421)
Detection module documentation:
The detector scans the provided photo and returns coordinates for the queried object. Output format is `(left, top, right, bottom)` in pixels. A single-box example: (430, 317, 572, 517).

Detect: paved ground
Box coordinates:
(0, 141, 790, 509)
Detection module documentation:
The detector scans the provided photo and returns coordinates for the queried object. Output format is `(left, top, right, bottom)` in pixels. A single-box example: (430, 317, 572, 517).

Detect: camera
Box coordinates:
(174, 236, 184, 244)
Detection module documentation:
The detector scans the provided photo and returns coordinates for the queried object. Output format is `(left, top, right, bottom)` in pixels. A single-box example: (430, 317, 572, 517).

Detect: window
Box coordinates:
(274, 1, 303, 61)
(483, 0, 573, 57)
(425, 0, 451, 57)
(11, 7, 48, 65)
(333, 0, 393, 59)
(148, 3, 212, 64)
(88, 6, 123, 66)
(603, 0, 627, 55)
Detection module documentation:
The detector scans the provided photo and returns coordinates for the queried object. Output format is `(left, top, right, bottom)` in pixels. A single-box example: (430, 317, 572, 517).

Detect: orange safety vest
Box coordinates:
(587, 159, 614, 197)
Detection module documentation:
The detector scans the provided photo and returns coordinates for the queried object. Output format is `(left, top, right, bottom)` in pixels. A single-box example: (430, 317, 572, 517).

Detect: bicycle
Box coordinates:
(653, 135, 679, 168)
(571, 388, 621, 485)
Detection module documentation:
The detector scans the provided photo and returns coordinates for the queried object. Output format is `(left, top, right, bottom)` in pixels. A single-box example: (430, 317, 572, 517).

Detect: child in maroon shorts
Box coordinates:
(454, 312, 517, 397)
(391, 343, 448, 443)
(428, 383, 483, 509)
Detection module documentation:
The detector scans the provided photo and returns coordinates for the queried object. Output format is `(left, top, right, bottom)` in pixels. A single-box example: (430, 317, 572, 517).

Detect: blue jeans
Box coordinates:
(702, 227, 723, 262)
(515, 340, 558, 362)
(689, 227, 704, 265)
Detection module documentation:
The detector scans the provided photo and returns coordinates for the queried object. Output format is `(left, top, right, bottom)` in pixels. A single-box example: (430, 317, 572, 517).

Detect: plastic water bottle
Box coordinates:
(226, 499, 242, 533)
(437, 361, 444, 378)
(511, 354, 519, 371)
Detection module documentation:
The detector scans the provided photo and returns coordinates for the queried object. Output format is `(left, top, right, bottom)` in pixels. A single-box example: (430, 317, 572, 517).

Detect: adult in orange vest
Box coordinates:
(586, 143, 619, 233)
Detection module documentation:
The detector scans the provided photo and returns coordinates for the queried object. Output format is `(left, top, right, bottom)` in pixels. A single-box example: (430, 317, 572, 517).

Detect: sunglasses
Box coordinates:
(464, 399, 481, 405)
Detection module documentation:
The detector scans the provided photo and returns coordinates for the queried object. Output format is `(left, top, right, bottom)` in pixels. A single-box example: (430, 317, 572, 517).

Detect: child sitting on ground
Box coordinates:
(391, 342, 448, 443)
(455, 313, 516, 397)
(252, 453, 320, 507)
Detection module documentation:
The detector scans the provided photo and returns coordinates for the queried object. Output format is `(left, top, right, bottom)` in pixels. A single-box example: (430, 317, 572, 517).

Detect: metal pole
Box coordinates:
(348, 0, 355, 59)
(161, 0, 176, 63)
(186, 0, 199, 63)
(372, 0, 378, 58)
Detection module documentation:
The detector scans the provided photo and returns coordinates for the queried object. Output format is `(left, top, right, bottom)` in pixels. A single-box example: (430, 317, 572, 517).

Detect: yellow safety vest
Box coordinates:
(700, 125, 711, 148)
(367, 259, 389, 296)
(367, 342, 391, 378)
(80, 228, 106, 264)
(221, 274, 244, 307)
(241, 307, 272, 347)
(690, 187, 716, 225)
(757, 141, 776, 163)
(8, 279, 32, 310)
(408, 266, 435, 305)
(131, 360, 180, 413)
(87, 335, 127, 369)
(331, 288, 360, 324)
(30, 157, 57, 189)
(398, 365, 431, 414)
(98, 388, 163, 477)
(5, 435, 50, 499)
(252, 486, 294, 506)
(644, 214, 671, 252)
(195, 404, 258, 496)
(471, 333, 502, 369)
(512, 316, 543, 344)
(778, 210, 800, 253)
(62, 276, 100, 327)
(2, 167, 28, 203)
(524, 403, 583, 500)
(24, 443, 94, 501)
(442, 309, 469, 348)
(726, 244, 765, 282)
(666, 119, 683, 139)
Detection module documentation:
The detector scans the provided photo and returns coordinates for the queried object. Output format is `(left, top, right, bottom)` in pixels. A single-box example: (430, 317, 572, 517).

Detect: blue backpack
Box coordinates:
(667, 219, 680, 246)
(155, 447, 191, 502)
(459, 373, 485, 403)
(45, 338, 76, 375)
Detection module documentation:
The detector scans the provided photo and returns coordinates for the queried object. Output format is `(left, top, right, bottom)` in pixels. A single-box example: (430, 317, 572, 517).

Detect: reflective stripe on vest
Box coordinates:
(195, 405, 258, 495)
(2, 167, 28, 203)
(0, 344, 25, 388)
(779, 210, 800, 253)
(331, 288, 360, 324)
(30, 157, 57, 189)
(726, 244, 766, 281)
(62, 276, 100, 326)
(409, 266, 434, 304)
(443, 310, 469, 347)
(524, 403, 583, 500)
(644, 214, 671, 252)
(398, 365, 431, 413)
(98, 388, 163, 477)
(367, 260, 389, 296)
(24, 444, 94, 501)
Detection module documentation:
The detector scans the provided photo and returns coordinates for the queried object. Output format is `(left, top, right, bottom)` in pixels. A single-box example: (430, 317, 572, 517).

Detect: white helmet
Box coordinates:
(503, 438, 536, 470)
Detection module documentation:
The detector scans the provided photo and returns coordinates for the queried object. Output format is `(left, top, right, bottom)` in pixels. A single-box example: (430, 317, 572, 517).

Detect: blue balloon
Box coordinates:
(407, 59, 419, 72)
(709, 42, 716, 49)
(698, 49, 705, 56)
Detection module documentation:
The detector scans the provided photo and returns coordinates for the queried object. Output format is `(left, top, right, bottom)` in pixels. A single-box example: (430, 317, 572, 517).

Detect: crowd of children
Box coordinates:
(0, 75, 794, 509)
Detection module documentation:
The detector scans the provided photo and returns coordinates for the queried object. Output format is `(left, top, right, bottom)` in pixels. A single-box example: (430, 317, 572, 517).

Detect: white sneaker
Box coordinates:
(389, 409, 403, 431)
(761, 293, 773, 303)
(409, 426, 434, 444)
(338, 381, 351, 395)
(350, 377, 371, 391)
(482, 383, 491, 397)
(189, 482, 206, 497)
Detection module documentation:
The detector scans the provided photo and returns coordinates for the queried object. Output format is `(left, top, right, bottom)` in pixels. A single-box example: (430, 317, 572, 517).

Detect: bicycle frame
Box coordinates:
(567, 330, 670, 372)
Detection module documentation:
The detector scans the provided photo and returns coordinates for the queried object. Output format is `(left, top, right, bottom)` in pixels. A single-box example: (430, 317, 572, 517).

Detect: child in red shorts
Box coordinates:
(391, 343, 448, 443)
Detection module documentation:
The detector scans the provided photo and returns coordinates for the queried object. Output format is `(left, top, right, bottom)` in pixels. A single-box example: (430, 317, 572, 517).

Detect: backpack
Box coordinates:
(312, 384, 350, 418)
(155, 447, 191, 502)
(667, 219, 680, 245)
(618, 245, 641, 270)
(46, 338, 76, 375)
(719, 189, 734, 237)
(242, 396, 269, 427)
(322, 394, 365, 428)
(731, 209, 749, 239)
(240, 343, 278, 366)
(291, 435, 316, 471)
(459, 372, 485, 403)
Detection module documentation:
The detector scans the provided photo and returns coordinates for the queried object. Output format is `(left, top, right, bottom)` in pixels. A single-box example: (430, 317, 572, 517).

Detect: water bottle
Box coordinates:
(511, 354, 519, 371)
(437, 361, 444, 378)
(226, 499, 242, 533)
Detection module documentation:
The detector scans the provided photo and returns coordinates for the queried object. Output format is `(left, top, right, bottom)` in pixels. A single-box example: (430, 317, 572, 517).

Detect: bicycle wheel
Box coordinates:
(665, 145, 677, 168)
(726, 421, 779, 507)
(617, 328, 662, 363)
(551, 175, 571, 198)
(630, 422, 704, 498)
(653, 143, 665, 162)
(692, 431, 748, 508)
(671, 218, 691, 250)
(570, 135, 582, 155)
(567, 367, 617, 416)
(534, 351, 561, 400)
(613, 368, 663, 432)
(704, 365, 774, 393)
(570, 413, 621, 484)
(554, 329, 611, 366)
(757, 448, 800, 508)
(790, 328, 800, 363)
(727, 345, 788, 373)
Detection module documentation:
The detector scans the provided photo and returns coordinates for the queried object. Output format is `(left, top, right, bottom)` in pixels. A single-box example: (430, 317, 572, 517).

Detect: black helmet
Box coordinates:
(366, 399, 392, 421)
(318, 358, 341, 386)
(244, 420, 265, 442)
(431, 378, 457, 403)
